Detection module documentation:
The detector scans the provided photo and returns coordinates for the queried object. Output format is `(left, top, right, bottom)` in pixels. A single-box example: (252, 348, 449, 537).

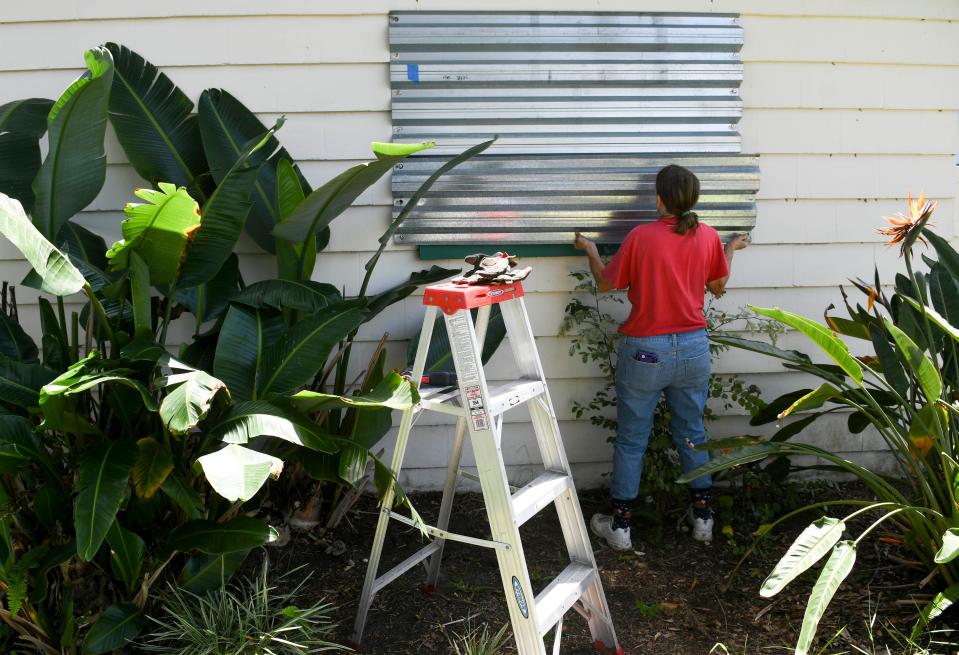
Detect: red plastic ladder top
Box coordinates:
(423, 281, 525, 315)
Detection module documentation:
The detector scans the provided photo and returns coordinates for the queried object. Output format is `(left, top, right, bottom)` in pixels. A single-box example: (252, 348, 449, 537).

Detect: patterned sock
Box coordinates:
(690, 488, 712, 521)
(611, 499, 632, 531)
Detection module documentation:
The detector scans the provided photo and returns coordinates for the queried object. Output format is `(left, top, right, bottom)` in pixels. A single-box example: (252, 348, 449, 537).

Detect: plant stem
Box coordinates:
(159, 281, 178, 347)
(83, 284, 117, 357)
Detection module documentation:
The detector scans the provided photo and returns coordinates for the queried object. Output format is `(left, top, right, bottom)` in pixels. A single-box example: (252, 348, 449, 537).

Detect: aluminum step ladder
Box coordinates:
(352, 281, 622, 655)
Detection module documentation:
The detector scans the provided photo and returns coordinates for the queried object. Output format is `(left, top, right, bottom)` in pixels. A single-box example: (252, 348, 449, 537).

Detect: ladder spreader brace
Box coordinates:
(352, 281, 623, 655)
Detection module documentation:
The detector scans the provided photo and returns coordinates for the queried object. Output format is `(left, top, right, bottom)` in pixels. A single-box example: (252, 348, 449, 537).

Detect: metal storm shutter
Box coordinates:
(388, 11, 759, 247)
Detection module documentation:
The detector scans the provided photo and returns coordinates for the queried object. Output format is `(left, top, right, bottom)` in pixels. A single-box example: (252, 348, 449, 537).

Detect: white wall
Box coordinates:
(1, 1, 957, 489)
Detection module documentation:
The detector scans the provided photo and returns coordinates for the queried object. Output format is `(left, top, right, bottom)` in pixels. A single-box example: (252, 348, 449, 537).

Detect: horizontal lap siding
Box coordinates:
(0, 2, 956, 489)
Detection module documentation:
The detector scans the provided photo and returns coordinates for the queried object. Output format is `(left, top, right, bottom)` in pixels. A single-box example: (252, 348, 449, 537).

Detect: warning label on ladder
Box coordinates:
(448, 313, 491, 432)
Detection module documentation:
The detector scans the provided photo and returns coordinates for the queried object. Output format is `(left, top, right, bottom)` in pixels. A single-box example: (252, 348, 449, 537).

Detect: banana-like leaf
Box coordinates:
(771, 412, 824, 442)
(179, 550, 249, 593)
(128, 251, 152, 336)
(911, 583, 959, 641)
(213, 305, 286, 402)
(885, 320, 942, 402)
(901, 296, 959, 345)
(760, 517, 845, 597)
(75, 441, 138, 561)
(197, 443, 283, 502)
(106, 183, 201, 285)
(291, 371, 418, 413)
(750, 388, 813, 426)
(751, 306, 863, 384)
(0, 192, 86, 296)
(157, 368, 229, 435)
(676, 443, 782, 483)
(366, 266, 458, 319)
(275, 157, 314, 281)
(0, 415, 40, 474)
(105, 43, 210, 199)
(179, 122, 282, 288)
(175, 252, 241, 327)
(32, 47, 114, 241)
(272, 140, 435, 247)
(934, 527, 959, 564)
(923, 227, 959, 281)
(710, 334, 812, 366)
(81, 602, 146, 655)
(207, 400, 337, 453)
(131, 437, 173, 499)
(779, 383, 842, 419)
(166, 516, 278, 554)
(231, 279, 341, 314)
(198, 89, 313, 252)
(823, 314, 871, 340)
(0, 98, 54, 212)
(258, 302, 368, 397)
(160, 472, 203, 520)
(795, 541, 857, 655)
(106, 521, 145, 597)
(0, 313, 38, 363)
(0, 356, 56, 408)
(868, 323, 910, 400)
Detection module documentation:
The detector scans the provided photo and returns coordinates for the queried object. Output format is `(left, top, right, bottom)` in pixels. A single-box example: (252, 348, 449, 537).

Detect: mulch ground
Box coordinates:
(252, 483, 958, 655)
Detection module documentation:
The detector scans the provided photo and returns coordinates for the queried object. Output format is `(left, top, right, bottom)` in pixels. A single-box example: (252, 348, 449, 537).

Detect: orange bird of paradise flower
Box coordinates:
(878, 192, 937, 256)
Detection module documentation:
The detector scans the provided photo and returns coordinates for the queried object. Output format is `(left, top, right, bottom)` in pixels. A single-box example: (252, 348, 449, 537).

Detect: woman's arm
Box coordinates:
(706, 233, 750, 297)
(574, 232, 614, 292)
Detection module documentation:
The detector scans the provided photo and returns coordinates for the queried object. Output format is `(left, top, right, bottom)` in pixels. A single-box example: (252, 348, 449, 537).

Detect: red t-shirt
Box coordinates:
(602, 217, 729, 337)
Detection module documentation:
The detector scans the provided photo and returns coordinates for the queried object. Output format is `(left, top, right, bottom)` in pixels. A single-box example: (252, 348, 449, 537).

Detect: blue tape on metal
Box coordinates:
(406, 63, 419, 82)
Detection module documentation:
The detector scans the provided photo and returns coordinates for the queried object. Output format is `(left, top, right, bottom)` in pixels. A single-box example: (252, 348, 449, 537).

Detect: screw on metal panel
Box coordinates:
(396, 164, 404, 169)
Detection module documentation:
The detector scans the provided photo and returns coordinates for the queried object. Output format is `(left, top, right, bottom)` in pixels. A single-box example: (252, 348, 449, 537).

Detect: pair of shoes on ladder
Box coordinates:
(351, 281, 623, 655)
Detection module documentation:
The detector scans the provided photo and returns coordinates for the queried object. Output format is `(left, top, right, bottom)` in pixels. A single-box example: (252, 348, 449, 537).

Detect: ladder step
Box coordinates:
(372, 541, 442, 595)
(510, 470, 573, 527)
(419, 378, 545, 418)
(534, 562, 596, 637)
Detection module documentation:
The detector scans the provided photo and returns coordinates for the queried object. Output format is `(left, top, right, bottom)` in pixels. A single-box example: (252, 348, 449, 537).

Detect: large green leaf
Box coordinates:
(258, 302, 368, 397)
(60, 221, 109, 269)
(75, 441, 138, 561)
(175, 252, 241, 326)
(751, 306, 863, 384)
(157, 367, 229, 434)
(934, 527, 959, 564)
(760, 517, 845, 597)
(128, 250, 152, 336)
(0, 356, 56, 407)
(232, 279, 341, 314)
(366, 266, 458, 319)
(275, 157, 314, 281)
(291, 371, 418, 413)
(213, 305, 285, 402)
(710, 334, 812, 366)
(923, 227, 959, 282)
(0, 97, 54, 212)
(179, 549, 249, 593)
(198, 89, 314, 253)
(178, 122, 281, 288)
(0, 313, 38, 363)
(160, 472, 203, 520)
(197, 443, 283, 502)
(106, 182, 201, 285)
(911, 583, 959, 641)
(32, 47, 114, 241)
(676, 443, 782, 483)
(868, 323, 910, 400)
(0, 414, 40, 473)
(795, 541, 856, 655)
(131, 437, 173, 499)
(901, 296, 959, 346)
(105, 43, 210, 199)
(81, 602, 147, 655)
(106, 521, 145, 596)
(272, 141, 435, 249)
(166, 516, 278, 554)
(885, 320, 942, 402)
(779, 383, 842, 418)
(207, 400, 337, 453)
(0, 192, 86, 296)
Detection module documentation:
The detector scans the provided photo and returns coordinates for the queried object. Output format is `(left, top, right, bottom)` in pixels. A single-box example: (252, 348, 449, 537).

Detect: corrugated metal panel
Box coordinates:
(389, 11, 759, 245)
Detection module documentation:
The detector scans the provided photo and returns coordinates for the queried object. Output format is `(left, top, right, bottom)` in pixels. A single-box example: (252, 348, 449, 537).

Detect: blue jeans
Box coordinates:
(611, 328, 712, 501)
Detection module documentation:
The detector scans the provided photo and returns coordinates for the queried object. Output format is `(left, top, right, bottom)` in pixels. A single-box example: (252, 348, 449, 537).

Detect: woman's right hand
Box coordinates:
(727, 233, 750, 252)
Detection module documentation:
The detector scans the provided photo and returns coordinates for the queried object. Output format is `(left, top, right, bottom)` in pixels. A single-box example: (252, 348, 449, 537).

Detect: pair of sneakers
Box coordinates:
(590, 506, 713, 551)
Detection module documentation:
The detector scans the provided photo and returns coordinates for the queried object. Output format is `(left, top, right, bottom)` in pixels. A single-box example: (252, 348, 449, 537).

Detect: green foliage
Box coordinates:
(685, 204, 959, 650)
(139, 559, 345, 654)
(0, 39, 492, 653)
(560, 270, 772, 511)
(447, 622, 510, 655)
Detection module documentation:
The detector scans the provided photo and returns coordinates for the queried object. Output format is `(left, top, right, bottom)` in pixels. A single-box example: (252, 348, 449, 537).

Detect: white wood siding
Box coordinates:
(1, 1, 957, 489)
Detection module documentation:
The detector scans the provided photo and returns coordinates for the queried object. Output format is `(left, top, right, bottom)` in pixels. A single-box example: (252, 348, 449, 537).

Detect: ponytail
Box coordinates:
(654, 165, 701, 235)
(675, 209, 699, 235)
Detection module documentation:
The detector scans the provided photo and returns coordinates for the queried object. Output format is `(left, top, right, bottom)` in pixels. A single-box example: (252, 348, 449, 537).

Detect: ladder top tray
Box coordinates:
(423, 281, 525, 314)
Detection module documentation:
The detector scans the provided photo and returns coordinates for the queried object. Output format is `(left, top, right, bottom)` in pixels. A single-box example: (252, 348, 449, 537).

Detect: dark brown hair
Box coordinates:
(655, 164, 701, 235)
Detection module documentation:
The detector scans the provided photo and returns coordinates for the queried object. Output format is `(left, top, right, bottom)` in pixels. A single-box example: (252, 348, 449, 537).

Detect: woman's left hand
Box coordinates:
(574, 232, 595, 252)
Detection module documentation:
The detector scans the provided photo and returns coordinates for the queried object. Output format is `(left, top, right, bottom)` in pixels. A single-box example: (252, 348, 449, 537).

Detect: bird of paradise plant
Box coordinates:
(681, 194, 959, 653)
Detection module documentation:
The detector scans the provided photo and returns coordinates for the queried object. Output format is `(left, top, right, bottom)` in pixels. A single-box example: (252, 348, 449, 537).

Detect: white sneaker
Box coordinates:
(590, 514, 632, 551)
(686, 507, 714, 543)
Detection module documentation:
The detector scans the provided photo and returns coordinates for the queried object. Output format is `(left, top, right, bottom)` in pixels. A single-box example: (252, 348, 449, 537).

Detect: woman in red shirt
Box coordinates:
(574, 164, 748, 550)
